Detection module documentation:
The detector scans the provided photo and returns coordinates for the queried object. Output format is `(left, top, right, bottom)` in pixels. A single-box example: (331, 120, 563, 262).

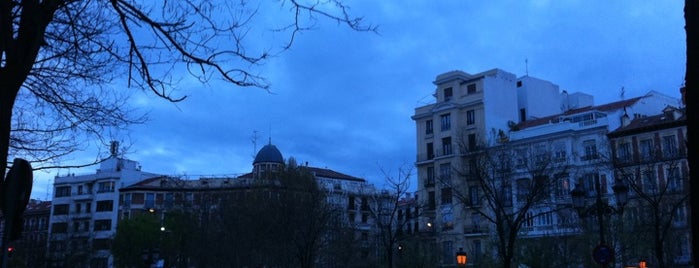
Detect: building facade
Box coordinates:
(116, 143, 382, 267)
(48, 143, 163, 268)
(0, 199, 51, 267)
(607, 106, 691, 266)
(412, 68, 682, 267)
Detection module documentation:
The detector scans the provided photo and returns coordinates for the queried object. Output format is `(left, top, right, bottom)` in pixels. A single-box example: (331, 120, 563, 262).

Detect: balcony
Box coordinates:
(464, 224, 489, 236)
(72, 192, 93, 201)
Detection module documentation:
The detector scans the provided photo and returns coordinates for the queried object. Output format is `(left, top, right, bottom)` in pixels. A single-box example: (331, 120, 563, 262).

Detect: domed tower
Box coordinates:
(253, 142, 284, 179)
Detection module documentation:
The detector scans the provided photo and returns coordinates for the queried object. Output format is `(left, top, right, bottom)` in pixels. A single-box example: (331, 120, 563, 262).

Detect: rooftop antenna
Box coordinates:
(525, 58, 529, 76)
(620, 86, 626, 100)
(268, 123, 272, 145)
(45, 178, 51, 201)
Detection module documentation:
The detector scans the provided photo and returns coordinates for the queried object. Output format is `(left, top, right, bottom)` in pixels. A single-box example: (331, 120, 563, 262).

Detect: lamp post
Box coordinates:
(638, 259, 647, 268)
(571, 177, 628, 267)
(456, 247, 467, 267)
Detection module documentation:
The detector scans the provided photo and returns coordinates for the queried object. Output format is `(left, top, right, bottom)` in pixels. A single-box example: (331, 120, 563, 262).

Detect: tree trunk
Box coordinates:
(684, 1, 699, 267)
(0, 73, 22, 180)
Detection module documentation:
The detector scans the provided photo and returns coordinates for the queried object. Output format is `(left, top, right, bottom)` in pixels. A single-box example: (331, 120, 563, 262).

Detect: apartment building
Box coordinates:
(48, 143, 163, 268)
(412, 68, 681, 266)
(607, 106, 690, 267)
(0, 199, 51, 267)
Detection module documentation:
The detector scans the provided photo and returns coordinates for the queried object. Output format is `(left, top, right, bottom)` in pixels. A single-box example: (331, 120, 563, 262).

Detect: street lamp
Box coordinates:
(456, 247, 467, 266)
(638, 259, 647, 268)
(570, 177, 628, 267)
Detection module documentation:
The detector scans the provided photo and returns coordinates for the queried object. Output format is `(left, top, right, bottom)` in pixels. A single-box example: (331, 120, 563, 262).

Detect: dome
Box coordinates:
(253, 144, 283, 164)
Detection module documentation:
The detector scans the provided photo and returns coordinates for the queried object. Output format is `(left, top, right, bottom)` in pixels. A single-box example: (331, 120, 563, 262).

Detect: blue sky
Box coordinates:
(30, 1, 686, 199)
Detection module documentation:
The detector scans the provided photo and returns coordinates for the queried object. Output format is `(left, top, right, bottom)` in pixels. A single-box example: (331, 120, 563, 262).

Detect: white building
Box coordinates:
(412, 68, 681, 266)
(48, 143, 163, 268)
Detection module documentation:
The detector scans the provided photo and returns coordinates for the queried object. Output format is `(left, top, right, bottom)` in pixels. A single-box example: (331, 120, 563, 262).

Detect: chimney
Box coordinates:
(621, 113, 631, 127)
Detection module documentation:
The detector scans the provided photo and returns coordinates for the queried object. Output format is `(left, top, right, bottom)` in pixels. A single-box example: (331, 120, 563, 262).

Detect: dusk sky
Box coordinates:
(30, 1, 686, 199)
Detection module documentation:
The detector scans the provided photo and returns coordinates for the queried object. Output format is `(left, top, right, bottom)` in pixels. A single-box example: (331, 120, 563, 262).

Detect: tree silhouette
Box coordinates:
(0, 0, 375, 178)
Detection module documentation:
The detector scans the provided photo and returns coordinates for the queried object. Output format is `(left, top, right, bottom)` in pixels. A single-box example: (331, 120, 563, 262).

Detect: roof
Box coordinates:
(515, 96, 643, 130)
(253, 144, 284, 164)
(608, 107, 686, 137)
(238, 166, 365, 182)
(120, 165, 366, 192)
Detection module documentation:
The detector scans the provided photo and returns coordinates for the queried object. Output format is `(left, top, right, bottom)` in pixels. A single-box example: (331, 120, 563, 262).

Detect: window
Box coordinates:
(75, 203, 82, 214)
(466, 110, 475, 125)
(642, 169, 657, 193)
(146, 193, 155, 208)
(502, 184, 513, 207)
(96, 200, 114, 212)
(639, 139, 654, 160)
(52, 223, 68, 233)
(428, 191, 436, 210)
(348, 196, 356, 210)
(534, 144, 547, 163)
(444, 87, 453, 101)
(617, 142, 631, 161)
(583, 140, 598, 160)
(554, 148, 567, 162)
(425, 120, 433, 135)
(467, 83, 476, 94)
(520, 108, 527, 122)
(440, 113, 451, 131)
(92, 239, 111, 250)
(53, 204, 69, 215)
(132, 193, 144, 204)
(361, 213, 368, 223)
(468, 133, 477, 151)
(667, 167, 682, 192)
(662, 135, 678, 157)
(427, 143, 434, 160)
(581, 173, 598, 197)
(97, 181, 115, 193)
(426, 167, 435, 186)
(440, 188, 452, 204)
(441, 137, 452, 155)
(94, 220, 112, 231)
(469, 186, 479, 206)
(554, 173, 570, 198)
(55, 186, 71, 197)
(439, 163, 451, 182)
(441, 205, 453, 230)
(516, 178, 531, 200)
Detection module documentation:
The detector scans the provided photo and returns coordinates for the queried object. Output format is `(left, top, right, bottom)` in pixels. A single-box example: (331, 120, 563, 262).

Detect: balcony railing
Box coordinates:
(464, 224, 489, 235)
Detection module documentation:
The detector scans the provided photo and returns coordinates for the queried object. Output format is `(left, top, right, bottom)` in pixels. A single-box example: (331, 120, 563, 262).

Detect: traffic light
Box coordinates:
(6, 247, 14, 258)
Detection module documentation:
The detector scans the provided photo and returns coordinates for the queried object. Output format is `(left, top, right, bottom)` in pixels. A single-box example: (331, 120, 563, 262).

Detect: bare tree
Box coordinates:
(451, 144, 569, 268)
(612, 150, 690, 267)
(367, 166, 417, 268)
(0, 0, 375, 177)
